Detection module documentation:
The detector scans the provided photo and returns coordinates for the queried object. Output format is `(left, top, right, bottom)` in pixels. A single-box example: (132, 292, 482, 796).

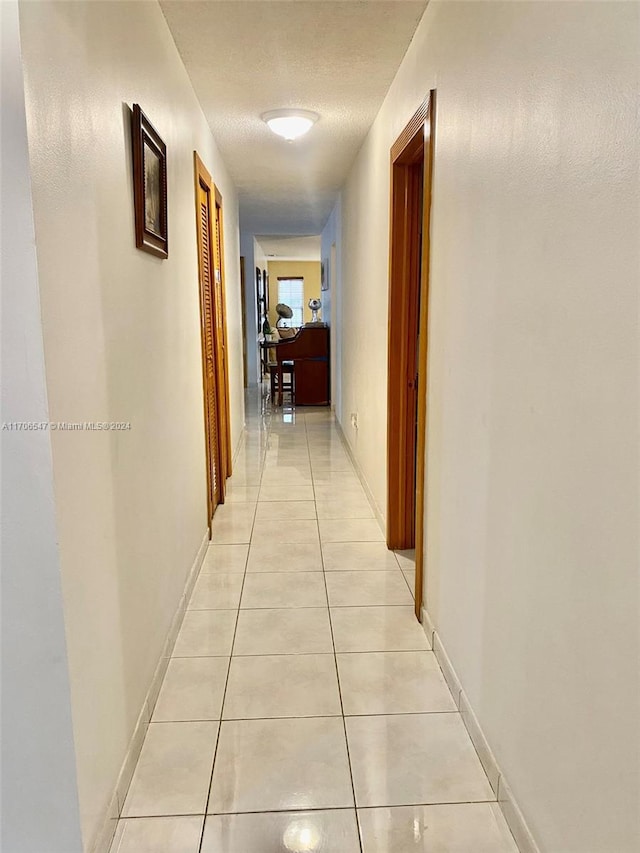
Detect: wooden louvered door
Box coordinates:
(194, 153, 226, 530)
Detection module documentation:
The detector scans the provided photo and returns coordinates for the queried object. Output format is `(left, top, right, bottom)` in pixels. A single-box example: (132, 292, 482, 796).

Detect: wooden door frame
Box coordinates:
(386, 92, 435, 618)
(194, 152, 232, 532)
(213, 185, 232, 480)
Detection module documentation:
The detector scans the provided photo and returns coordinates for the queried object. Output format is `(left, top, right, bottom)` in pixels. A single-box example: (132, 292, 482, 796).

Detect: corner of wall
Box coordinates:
(420, 606, 541, 853)
(1, 3, 83, 850)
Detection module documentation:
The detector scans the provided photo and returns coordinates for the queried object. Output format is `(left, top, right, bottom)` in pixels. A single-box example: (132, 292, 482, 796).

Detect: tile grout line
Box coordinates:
(150, 709, 460, 724)
(117, 796, 500, 823)
(305, 412, 364, 853)
(196, 424, 266, 853)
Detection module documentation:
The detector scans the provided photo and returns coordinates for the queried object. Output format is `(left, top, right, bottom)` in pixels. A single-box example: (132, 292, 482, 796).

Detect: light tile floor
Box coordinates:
(112, 394, 519, 853)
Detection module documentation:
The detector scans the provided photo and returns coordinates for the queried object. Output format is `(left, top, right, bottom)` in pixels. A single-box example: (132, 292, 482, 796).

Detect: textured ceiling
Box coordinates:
(160, 0, 427, 235)
(257, 235, 321, 260)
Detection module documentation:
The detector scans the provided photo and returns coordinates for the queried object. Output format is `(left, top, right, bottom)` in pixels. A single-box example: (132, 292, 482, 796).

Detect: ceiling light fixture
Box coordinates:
(262, 109, 319, 142)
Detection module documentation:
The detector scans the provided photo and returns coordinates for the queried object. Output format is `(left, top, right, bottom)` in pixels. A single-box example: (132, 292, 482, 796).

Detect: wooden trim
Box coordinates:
(390, 95, 430, 163)
(414, 91, 436, 619)
(194, 150, 212, 191)
(214, 185, 233, 479)
(276, 276, 304, 281)
(386, 92, 435, 619)
(386, 126, 423, 548)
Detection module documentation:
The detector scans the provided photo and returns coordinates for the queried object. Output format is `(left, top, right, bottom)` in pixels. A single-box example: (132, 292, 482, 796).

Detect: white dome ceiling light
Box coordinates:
(262, 109, 319, 142)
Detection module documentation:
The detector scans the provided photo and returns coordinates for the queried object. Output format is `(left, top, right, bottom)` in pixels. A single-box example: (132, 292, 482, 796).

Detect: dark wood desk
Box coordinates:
(274, 324, 330, 406)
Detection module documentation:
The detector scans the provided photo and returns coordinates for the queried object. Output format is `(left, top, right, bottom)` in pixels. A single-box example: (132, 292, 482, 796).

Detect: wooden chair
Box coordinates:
(268, 361, 295, 405)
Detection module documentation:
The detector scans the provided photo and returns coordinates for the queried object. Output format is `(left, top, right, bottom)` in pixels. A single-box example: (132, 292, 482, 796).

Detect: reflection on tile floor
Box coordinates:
(111, 392, 519, 852)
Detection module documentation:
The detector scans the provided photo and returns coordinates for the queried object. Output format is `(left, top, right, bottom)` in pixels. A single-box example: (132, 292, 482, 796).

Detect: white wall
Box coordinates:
(1, 5, 84, 851)
(18, 1, 244, 849)
(338, 2, 639, 851)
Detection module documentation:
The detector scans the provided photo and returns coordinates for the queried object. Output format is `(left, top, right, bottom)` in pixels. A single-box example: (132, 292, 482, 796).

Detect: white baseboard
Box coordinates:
(91, 529, 209, 853)
(498, 776, 542, 853)
(232, 426, 246, 465)
(432, 631, 462, 709)
(421, 604, 436, 649)
(420, 605, 540, 853)
(333, 417, 385, 534)
(459, 688, 500, 795)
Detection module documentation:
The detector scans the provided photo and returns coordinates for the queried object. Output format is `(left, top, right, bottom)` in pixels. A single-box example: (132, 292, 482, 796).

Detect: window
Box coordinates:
(277, 277, 304, 326)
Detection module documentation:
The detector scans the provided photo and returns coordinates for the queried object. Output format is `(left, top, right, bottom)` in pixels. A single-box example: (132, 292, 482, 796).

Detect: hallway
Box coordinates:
(111, 393, 518, 852)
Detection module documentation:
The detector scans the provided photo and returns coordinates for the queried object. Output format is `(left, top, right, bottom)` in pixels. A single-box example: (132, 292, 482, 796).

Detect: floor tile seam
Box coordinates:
(324, 568, 410, 577)
(116, 796, 499, 822)
(336, 648, 437, 658)
(312, 417, 364, 853)
(226, 648, 431, 657)
(243, 568, 326, 573)
(330, 602, 415, 608)
(236, 603, 330, 611)
(204, 603, 415, 611)
(142, 498, 250, 842)
(250, 538, 321, 546)
(148, 710, 462, 724)
(207, 805, 358, 817)
(322, 567, 406, 573)
(206, 797, 498, 815)
(228, 709, 462, 722)
(116, 813, 208, 821)
(399, 567, 416, 599)
(196, 457, 261, 853)
(193, 627, 233, 853)
(203, 796, 498, 817)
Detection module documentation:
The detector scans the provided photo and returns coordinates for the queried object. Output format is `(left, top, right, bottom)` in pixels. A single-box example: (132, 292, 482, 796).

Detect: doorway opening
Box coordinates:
(386, 92, 435, 618)
(194, 152, 232, 534)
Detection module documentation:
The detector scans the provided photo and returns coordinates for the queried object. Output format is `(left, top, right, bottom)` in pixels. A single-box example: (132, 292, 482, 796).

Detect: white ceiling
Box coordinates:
(160, 0, 428, 235)
(257, 234, 321, 260)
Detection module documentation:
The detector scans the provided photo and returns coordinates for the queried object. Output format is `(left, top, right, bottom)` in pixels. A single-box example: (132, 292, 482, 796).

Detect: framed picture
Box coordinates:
(256, 268, 263, 333)
(321, 258, 330, 291)
(262, 269, 269, 313)
(131, 104, 168, 258)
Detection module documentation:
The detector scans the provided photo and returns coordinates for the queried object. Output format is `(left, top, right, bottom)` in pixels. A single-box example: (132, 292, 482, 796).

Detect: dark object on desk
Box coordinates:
(275, 302, 293, 328)
(275, 324, 329, 406)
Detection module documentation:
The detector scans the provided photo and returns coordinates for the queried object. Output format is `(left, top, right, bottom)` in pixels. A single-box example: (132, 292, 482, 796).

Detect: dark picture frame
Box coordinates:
(256, 267, 263, 333)
(262, 269, 269, 313)
(131, 104, 168, 259)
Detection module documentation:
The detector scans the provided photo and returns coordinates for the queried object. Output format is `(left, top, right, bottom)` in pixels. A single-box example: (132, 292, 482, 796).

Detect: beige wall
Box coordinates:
(18, 1, 244, 849)
(267, 260, 321, 327)
(338, 2, 639, 851)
